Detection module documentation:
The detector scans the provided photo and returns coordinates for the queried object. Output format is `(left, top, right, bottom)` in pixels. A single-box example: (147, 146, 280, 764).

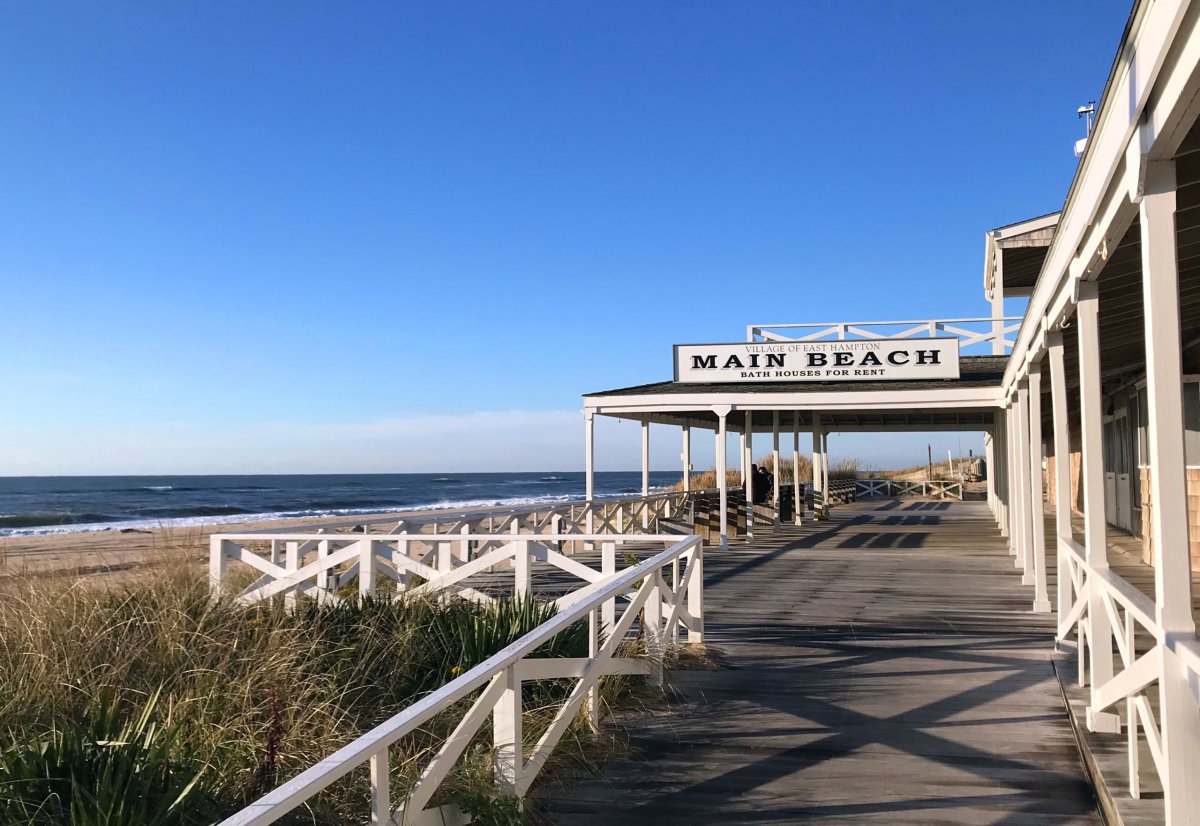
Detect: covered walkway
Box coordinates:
(541, 499, 1100, 824)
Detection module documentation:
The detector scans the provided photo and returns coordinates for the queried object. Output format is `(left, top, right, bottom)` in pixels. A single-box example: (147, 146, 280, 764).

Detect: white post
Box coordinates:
(1008, 402, 1020, 553)
(991, 254, 1006, 355)
(1077, 279, 1121, 733)
(686, 544, 704, 643)
(996, 409, 1009, 535)
(584, 411, 595, 538)
(1139, 159, 1200, 823)
(822, 432, 831, 509)
(1048, 331, 1073, 618)
(208, 537, 226, 595)
(682, 425, 691, 492)
(812, 413, 824, 518)
(772, 410, 781, 528)
(369, 750, 390, 826)
(792, 412, 802, 526)
(744, 411, 754, 539)
(358, 538, 375, 598)
(985, 431, 996, 515)
(641, 420, 650, 530)
(601, 540, 616, 631)
(1028, 361, 1050, 612)
(493, 666, 522, 796)
(715, 408, 729, 550)
(1017, 381, 1033, 580)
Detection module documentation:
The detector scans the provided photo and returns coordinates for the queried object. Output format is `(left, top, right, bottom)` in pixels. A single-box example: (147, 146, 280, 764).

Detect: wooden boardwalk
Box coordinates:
(540, 499, 1100, 825)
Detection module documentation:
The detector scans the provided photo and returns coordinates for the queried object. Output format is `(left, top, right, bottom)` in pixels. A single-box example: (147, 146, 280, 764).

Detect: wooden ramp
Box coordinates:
(539, 499, 1100, 825)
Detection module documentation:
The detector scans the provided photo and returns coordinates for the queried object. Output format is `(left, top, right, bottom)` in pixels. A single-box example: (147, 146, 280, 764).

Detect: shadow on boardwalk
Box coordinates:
(538, 499, 1100, 825)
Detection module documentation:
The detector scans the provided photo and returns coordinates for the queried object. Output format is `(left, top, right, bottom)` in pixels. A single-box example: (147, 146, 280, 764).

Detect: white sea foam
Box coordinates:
(0, 490, 645, 538)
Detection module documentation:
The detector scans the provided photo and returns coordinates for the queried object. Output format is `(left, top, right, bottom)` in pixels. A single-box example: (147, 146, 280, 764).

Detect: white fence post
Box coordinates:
(493, 665, 523, 797)
(208, 537, 226, 595)
(645, 576, 664, 687)
(358, 538, 375, 599)
(514, 539, 531, 599)
(284, 541, 299, 612)
(586, 608, 600, 731)
(687, 544, 704, 643)
(600, 540, 616, 633)
(369, 750, 389, 826)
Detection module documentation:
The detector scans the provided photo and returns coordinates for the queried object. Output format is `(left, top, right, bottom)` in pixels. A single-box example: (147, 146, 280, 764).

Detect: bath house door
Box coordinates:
(1104, 409, 1133, 532)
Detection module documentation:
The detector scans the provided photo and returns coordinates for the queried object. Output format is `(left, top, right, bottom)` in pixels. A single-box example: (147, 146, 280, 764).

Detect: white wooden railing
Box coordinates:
(211, 489, 715, 607)
(855, 479, 964, 500)
(747, 317, 1022, 354)
(1055, 535, 1200, 805)
(215, 533, 703, 826)
(252, 488, 717, 543)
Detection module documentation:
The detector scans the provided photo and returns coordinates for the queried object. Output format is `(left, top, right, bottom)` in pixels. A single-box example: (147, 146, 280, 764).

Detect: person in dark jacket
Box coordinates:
(752, 464, 771, 505)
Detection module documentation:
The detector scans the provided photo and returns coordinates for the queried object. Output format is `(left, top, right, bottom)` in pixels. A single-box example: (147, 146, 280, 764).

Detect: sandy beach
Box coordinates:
(0, 506, 487, 579)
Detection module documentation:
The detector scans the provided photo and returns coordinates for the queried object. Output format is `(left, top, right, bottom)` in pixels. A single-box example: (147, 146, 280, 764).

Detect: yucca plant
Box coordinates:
(0, 686, 213, 825)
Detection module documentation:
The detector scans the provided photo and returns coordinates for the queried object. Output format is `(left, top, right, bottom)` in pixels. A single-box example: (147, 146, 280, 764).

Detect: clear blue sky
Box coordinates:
(1, 2, 1132, 475)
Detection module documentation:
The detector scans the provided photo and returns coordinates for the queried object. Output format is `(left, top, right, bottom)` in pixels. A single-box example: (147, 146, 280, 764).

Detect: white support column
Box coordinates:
(988, 432, 998, 516)
(812, 413, 824, 518)
(991, 258, 1006, 356)
(1048, 330, 1074, 619)
(682, 425, 691, 492)
(792, 412, 802, 526)
(772, 411, 781, 528)
(995, 408, 1008, 535)
(1009, 401, 1022, 555)
(745, 411, 755, 539)
(1028, 361, 1051, 612)
(1017, 381, 1034, 580)
(1139, 159, 1200, 823)
(1078, 279, 1121, 733)
(584, 411, 595, 537)
(641, 420, 650, 530)
(715, 407, 729, 551)
(822, 432, 831, 509)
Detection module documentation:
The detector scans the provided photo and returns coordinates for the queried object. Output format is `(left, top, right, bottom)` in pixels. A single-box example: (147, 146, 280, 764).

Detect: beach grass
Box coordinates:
(0, 565, 647, 824)
(669, 455, 876, 490)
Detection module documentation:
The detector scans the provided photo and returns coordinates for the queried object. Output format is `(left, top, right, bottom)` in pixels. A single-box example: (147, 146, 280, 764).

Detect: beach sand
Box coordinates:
(0, 507, 472, 579)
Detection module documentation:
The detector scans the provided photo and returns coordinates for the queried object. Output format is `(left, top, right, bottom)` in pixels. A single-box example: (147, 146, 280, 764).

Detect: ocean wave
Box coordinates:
(130, 505, 254, 518)
(0, 512, 121, 529)
(0, 488, 646, 538)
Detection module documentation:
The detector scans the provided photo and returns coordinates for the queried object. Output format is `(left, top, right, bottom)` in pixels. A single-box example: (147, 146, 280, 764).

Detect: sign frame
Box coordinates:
(672, 337, 962, 384)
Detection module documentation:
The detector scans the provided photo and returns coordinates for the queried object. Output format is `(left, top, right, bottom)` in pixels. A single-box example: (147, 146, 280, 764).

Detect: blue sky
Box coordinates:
(1, 2, 1132, 475)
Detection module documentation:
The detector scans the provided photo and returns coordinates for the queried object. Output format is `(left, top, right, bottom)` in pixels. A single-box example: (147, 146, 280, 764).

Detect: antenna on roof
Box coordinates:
(1074, 101, 1096, 157)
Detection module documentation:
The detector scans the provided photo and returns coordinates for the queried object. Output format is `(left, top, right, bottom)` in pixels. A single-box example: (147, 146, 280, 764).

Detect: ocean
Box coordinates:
(0, 472, 684, 538)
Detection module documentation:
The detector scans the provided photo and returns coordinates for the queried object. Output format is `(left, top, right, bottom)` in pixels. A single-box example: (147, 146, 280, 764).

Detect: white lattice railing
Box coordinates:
(747, 317, 1023, 354)
(855, 479, 964, 500)
(265, 489, 718, 545)
(1056, 535, 1200, 805)
(214, 533, 703, 826)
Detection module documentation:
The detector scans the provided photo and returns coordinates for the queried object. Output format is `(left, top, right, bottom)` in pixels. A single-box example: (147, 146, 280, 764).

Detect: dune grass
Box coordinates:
(0, 566, 641, 824)
(669, 455, 875, 491)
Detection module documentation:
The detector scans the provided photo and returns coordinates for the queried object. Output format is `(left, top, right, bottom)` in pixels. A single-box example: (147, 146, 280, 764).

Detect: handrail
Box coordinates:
(854, 479, 964, 500)
(747, 317, 1023, 353)
(218, 534, 703, 826)
(1055, 530, 1200, 806)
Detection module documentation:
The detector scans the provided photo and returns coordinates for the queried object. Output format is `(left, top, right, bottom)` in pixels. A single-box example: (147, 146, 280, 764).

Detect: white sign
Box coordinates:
(673, 338, 960, 384)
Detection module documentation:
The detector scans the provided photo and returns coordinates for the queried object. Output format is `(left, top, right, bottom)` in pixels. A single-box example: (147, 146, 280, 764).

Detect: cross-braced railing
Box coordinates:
(855, 479, 964, 500)
(1056, 534, 1200, 807)
(287, 488, 717, 546)
(747, 317, 1022, 355)
(214, 534, 704, 826)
